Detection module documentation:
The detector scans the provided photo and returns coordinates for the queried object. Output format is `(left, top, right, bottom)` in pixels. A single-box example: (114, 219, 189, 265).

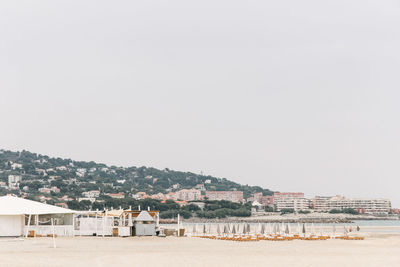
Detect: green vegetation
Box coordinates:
(280, 208, 295, 215)
(329, 208, 359, 215)
(0, 149, 273, 202)
(195, 200, 252, 218)
(64, 198, 251, 219)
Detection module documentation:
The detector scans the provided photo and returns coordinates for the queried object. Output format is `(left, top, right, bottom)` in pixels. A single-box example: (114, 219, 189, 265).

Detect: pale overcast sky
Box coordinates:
(1, 1, 399, 207)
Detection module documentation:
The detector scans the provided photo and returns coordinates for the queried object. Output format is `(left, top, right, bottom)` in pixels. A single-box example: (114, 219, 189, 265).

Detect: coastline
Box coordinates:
(161, 213, 400, 224)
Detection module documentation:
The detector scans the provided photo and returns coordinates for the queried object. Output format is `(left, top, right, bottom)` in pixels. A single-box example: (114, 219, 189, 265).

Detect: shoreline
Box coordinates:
(160, 213, 399, 224)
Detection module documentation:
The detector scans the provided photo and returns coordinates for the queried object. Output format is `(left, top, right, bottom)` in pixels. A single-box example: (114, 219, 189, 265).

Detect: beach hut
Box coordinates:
(134, 211, 156, 236)
(0, 195, 75, 237)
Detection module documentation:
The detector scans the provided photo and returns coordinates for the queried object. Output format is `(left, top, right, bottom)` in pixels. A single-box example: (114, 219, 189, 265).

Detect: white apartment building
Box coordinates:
(205, 191, 244, 203)
(273, 192, 310, 211)
(82, 190, 101, 198)
(174, 189, 202, 201)
(8, 175, 22, 190)
(312, 196, 391, 215)
(274, 197, 310, 211)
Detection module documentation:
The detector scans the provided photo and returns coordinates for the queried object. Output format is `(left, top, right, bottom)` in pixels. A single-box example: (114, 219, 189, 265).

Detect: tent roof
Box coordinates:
(107, 209, 124, 217)
(0, 196, 75, 215)
(135, 211, 154, 222)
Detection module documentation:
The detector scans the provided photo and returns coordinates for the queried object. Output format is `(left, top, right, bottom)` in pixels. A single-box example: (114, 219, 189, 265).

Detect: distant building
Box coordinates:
(0, 181, 7, 188)
(82, 190, 100, 198)
(273, 192, 309, 211)
(38, 187, 60, 194)
(261, 195, 274, 207)
(8, 175, 22, 189)
(106, 192, 125, 199)
(11, 162, 23, 170)
(253, 192, 263, 203)
(56, 166, 68, 171)
(195, 184, 206, 191)
(78, 197, 96, 203)
(312, 195, 391, 215)
(174, 189, 202, 201)
(205, 191, 244, 203)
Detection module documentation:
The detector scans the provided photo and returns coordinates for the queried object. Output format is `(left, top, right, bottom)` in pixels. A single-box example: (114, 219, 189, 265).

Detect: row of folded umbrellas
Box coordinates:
(189, 223, 352, 236)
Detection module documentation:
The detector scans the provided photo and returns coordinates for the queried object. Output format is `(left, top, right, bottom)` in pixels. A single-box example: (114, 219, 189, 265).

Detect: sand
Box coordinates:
(1, 231, 399, 267)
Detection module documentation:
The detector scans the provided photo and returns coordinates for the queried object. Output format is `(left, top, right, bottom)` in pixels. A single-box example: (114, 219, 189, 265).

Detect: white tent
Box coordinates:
(0, 196, 75, 237)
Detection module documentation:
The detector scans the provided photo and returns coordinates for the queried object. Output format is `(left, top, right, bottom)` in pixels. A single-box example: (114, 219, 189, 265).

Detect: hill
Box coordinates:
(0, 149, 273, 204)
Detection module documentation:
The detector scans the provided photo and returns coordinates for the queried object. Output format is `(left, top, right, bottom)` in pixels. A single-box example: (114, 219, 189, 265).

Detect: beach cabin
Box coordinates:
(0, 195, 75, 237)
(134, 210, 156, 236)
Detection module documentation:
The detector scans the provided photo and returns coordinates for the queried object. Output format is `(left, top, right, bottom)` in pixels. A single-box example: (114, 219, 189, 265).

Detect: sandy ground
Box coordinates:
(1, 231, 400, 267)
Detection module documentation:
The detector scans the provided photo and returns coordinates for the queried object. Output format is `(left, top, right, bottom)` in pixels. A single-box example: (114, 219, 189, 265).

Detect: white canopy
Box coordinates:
(135, 211, 154, 222)
(0, 196, 74, 215)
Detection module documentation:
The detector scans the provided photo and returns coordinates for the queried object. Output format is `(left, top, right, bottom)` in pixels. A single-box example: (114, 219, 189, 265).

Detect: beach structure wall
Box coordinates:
(0, 196, 75, 237)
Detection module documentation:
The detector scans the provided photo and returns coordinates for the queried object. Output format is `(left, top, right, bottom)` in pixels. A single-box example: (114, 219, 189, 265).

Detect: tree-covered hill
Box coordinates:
(0, 149, 273, 201)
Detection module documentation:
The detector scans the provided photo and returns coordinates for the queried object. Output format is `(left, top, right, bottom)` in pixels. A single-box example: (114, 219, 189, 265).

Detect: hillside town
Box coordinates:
(0, 150, 397, 217)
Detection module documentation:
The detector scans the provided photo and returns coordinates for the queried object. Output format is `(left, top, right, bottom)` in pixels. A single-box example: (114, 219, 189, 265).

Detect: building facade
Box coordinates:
(174, 189, 202, 201)
(205, 191, 244, 203)
(273, 192, 309, 211)
(312, 196, 391, 215)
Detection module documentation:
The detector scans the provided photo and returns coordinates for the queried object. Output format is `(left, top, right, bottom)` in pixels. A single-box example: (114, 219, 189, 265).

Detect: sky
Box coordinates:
(1, 1, 399, 207)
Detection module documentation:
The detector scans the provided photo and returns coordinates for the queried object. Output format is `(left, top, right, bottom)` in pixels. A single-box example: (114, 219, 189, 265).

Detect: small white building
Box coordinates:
(0, 196, 75, 237)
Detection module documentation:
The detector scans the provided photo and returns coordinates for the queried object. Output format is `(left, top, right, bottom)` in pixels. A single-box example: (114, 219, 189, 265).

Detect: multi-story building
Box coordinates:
(83, 190, 101, 198)
(313, 195, 391, 215)
(8, 175, 22, 189)
(273, 192, 309, 211)
(174, 189, 202, 201)
(261, 195, 274, 207)
(106, 192, 125, 199)
(253, 192, 263, 203)
(205, 191, 244, 203)
(38, 187, 60, 194)
(274, 197, 310, 211)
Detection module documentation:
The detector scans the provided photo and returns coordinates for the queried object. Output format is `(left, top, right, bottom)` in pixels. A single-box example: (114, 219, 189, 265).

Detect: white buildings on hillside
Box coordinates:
(8, 175, 22, 190)
(205, 191, 244, 203)
(174, 189, 202, 201)
(82, 190, 100, 198)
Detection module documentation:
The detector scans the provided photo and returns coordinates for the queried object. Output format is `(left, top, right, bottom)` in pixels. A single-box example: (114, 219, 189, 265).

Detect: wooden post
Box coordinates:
(25, 214, 31, 238)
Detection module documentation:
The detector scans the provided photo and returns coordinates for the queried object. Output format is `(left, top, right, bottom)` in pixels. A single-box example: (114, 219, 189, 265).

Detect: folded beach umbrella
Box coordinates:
(260, 224, 265, 234)
(243, 224, 246, 234)
(232, 225, 236, 234)
(302, 223, 306, 234)
(203, 224, 206, 234)
(285, 224, 289, 235)
(333, 225, 336, 236)
(223, 225, 227, 234)
(217, 225, 221, 235)
(193, 224, 197, 234)
(246, 224, 251, 234)
(297, 223, 301, 234)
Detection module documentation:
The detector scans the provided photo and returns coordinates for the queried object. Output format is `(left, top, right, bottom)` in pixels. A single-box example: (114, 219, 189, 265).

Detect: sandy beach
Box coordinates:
(1, 229, 399, 267)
